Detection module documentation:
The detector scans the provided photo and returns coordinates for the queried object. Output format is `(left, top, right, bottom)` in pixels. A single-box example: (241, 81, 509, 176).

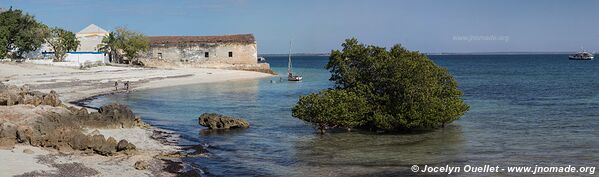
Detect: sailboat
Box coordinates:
(287, 42, 302, 81)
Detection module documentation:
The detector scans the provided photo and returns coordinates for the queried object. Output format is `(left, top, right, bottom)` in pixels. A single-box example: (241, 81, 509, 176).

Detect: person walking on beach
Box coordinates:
(114, 81, 118, 91)
(125, 81, 130, 91)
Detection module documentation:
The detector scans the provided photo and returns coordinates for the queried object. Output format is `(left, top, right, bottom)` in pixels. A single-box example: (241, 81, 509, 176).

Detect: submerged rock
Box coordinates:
(198, 113, 250, 129)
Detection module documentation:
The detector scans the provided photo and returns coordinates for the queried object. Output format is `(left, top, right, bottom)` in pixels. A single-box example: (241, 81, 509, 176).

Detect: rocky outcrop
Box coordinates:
(0, 84, 61, 106)
(92, 104, 138, 128)
(198, 113, 250, 129)
(0, 84, 148, 156)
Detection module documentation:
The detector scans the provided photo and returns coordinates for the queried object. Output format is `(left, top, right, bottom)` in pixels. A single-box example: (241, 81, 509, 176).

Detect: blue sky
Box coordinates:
(2, 0, 598, 54)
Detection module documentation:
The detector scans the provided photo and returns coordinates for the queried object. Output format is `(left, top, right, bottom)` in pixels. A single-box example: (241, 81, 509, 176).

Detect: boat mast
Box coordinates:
(288, 41, 292, 75)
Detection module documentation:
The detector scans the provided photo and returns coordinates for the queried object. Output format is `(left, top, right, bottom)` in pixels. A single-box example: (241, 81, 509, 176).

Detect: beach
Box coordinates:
(0, 62, 273, 176)
(0, 62, 273, 104)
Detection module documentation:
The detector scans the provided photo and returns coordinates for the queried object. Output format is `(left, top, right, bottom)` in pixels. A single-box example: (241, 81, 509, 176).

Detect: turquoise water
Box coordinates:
(85, 55, 599, 176)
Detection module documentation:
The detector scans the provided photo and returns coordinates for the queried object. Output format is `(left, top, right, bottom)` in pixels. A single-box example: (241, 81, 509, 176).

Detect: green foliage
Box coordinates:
(292, 89, 370, 133)
(97, 32, 118, 62)
(113, 27, 149, 65)
(98, 27, 148, 65)
(44, 27, 79, 62)
(292, 38, 469, 132)
(0, 8, 46, 58)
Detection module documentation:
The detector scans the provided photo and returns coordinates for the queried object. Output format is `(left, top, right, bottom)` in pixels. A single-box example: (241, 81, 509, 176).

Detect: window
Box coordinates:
(157, 53, 163, 59)
(228, 52, 233, 57)
(204, 52, 209, 58)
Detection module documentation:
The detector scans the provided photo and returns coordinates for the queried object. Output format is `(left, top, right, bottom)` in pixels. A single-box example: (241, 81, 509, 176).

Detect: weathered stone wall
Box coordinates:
(147, 42, 257, 65)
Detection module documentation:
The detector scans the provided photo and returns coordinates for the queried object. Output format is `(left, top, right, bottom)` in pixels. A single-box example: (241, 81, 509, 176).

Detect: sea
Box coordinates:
(84, 54, 599, 176)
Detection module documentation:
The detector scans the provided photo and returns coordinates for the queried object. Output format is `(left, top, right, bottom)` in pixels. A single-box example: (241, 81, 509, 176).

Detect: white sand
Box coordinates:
(91, 127, 179, 152)
(0, 62, 274, 176)
(0, 62, 273, 103)
(0, 145, 54, 176)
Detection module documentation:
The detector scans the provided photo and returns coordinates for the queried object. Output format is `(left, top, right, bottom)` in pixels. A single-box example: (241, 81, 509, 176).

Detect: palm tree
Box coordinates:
(97, 32, 119, 63)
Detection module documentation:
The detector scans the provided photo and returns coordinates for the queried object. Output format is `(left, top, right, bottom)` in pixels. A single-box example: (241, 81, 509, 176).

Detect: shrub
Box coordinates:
(292, 38, 469, 133)
(292, 89, 370, 133)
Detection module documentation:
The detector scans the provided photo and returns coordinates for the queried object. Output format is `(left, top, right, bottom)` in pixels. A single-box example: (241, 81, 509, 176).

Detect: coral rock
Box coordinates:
(198, 113, 250, 129)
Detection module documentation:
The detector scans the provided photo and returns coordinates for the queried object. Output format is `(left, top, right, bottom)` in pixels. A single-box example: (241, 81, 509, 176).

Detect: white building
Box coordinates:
(76, 24, 109, 52)
(27, 24, 110, 67)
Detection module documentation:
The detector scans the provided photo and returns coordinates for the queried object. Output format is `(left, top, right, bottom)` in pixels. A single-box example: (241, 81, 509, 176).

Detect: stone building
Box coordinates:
(146, 34, 257, 65)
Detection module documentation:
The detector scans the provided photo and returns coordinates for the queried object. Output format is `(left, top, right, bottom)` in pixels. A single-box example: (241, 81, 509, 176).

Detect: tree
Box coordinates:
(97, 32, 118, 63)
(44, 27, 79, 62)
(0, 8, 46, 58)
(292, 38, 469, 132)
(114, 27, 149, 65)
(98, 27, 148, 65)
(292, 89, 370, 134)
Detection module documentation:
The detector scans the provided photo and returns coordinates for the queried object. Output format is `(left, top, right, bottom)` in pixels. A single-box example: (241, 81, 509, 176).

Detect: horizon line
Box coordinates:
(259, 51, 589, 56)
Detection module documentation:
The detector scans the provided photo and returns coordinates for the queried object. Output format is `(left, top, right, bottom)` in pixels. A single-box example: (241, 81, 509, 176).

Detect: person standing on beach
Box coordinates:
(114, 81, 118, 91)
(125, 81, 130, 91)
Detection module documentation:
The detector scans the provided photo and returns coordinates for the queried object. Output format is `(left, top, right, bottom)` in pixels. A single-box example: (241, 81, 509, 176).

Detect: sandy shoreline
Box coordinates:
(0, 62, 274, 104)
(0, 62, 275, 176)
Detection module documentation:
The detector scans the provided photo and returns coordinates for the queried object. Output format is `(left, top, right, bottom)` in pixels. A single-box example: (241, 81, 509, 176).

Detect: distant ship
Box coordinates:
(569, 49, 594, 60)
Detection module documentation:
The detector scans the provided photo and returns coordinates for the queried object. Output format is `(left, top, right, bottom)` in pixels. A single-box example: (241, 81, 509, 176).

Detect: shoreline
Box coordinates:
(0, 62, 275, 176)
(68, 73, 275, 110)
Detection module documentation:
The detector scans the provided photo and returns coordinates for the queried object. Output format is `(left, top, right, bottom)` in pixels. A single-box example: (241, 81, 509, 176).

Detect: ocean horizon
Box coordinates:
(82, 54, 599, 176)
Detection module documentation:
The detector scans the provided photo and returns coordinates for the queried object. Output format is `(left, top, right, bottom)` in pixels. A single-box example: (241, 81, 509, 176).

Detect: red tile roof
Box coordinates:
(148, 34, 255, 45)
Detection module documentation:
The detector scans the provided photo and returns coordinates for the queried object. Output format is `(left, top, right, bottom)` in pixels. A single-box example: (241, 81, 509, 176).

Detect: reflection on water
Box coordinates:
(293, 125, 465, 176)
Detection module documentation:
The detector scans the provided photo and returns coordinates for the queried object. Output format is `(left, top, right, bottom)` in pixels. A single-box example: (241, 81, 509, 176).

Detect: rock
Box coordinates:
(198, 113, 250, 129)
(97, 137, 118, 156)
(16, 126, 40, 146)
(134, 160, 149, 170)
(69, 132, 91, 151)
(0, 122, 17, 139)
(0, 138, 16, 148)
(5, 92, 20, 106)
(134, 116, 150, 128)
(23, 148, 34, 154)
(0, 86, 61, 107)
(76, 108, 89, 118)
(107, 137, 117, 146)
(184, 144, 207, 156)
(95, 103, 136, 128)
(116, 139, 136, 151)
(42, 90, 61, 106)
(88, 135, 116, 156)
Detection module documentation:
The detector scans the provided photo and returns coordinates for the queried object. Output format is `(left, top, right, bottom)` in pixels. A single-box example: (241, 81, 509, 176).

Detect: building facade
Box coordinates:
(76, 24, 109, 52)
(146, 34, 257, 65)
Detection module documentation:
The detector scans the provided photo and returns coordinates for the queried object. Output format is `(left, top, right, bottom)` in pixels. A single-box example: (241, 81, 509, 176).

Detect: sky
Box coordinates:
(1, 0, 598, 54)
